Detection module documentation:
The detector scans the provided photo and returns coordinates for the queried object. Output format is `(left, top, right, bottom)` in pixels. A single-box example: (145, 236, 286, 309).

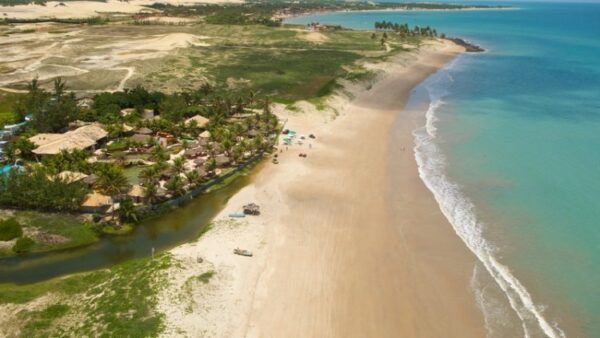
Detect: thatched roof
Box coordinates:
(195, 167, 207, 177)
(185, 115, 210, 128)
(215, 154, 230, 166)
(135, 127, 153, 135)
(30, 125, 107, 155)
(128, 184, 146, 198)
(56, 171, 88, 183)
(68, 120, 91, 129)
(131, 134, 153, 144)
(82, 191, 112, 208)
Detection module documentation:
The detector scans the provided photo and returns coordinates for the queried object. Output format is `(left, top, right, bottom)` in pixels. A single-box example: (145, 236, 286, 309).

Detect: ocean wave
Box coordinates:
(412, 61, 565, 338)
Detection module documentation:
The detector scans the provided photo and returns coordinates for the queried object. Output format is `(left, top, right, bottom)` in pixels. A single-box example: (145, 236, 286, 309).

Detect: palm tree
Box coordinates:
(172, 157, 186, 176)
(150, 144, 169, 162)
(144, 184, 160, 205)
(185, 170, 200, 186)
(53, 77, 66, 99)
(96, 165, 129, 222)
(139, 165, 160, 186)
(118, 198, 139, 223)
(165, 176, 184, 196)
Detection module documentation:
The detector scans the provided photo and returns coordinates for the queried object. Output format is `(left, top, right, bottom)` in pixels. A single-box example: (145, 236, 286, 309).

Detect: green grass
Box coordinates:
(0, 211, 100, 257)
(196, 270, 215, 284)
(0, 91, 21, 128)
(0, 253, 173, 336)
(20, 304, 70, 337)
(102, 222, 134, 235)
(209, 48, 360, 101)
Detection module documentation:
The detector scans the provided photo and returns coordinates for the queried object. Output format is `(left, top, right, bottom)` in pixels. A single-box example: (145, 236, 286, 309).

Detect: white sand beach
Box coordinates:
(158, 39, 487, 337)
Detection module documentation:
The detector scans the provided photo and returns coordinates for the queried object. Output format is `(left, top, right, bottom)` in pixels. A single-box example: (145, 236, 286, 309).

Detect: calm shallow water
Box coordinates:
(289, 2, 600, 336)
(0, 161, 264, 284)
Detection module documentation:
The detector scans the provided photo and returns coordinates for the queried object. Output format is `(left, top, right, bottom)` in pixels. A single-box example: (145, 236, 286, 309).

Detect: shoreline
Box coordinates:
(277, 6, 516, 22)
(159, 39, 488, 337)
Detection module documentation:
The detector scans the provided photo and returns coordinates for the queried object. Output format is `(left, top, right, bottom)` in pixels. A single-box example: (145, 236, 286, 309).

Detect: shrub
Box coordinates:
(0, 218, 23, 241)
(13, 236, 34, 253)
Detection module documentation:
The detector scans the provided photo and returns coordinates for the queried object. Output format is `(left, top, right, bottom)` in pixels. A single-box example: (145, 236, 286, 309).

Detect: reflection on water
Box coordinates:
(0, 161, 264, 285)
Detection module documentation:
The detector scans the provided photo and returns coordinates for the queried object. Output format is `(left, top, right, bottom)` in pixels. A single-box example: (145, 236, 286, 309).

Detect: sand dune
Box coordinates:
(0, 0, 243, 20)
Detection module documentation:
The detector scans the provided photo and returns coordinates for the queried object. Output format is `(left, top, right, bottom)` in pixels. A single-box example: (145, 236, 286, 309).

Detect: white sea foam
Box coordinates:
(412, 57, 565, 338)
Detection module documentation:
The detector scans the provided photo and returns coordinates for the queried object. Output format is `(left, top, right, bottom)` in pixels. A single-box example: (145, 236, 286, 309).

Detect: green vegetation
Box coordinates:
(0, 92, 22, 128)
(149, 1, 505, 27)
(196, 270, 215, 284)
(211, 48, 359, 102)
(1, 16, 110, 25)
(20, 304, 70, 337)
(13, 236, 34, 253)
(0, 217, 22, 241)
(0, 253, 173, 336)
(375, 21, 438, 38)
(0, 167, 90, 211)
(0, 211, 99, 257)
(1, 74, 279, 246)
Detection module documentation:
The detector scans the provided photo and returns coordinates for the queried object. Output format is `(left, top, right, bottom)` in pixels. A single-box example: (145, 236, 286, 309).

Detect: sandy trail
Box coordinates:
(114, 67, 135, 92)
(159, 40, 486, 338)
(0, 32, 209, 90)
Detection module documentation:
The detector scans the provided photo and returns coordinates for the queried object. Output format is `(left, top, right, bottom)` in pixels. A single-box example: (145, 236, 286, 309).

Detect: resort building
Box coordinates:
(29, 124, 108, 156)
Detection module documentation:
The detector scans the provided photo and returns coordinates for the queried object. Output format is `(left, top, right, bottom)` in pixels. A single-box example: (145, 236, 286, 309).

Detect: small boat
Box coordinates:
(229, 212, 246, 218)
(234, 248, 253, 257)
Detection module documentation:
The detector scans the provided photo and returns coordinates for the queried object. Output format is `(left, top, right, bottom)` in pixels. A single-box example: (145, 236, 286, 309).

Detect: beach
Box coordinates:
(159, 39, 487, 337)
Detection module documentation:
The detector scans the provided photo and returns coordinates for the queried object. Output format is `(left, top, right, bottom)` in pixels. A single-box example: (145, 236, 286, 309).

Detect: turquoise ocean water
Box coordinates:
(287, 2, 600, 337)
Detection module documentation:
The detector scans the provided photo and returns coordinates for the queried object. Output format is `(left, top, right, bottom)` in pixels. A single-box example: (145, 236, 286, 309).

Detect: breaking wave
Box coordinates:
(412, 57, 565, 338)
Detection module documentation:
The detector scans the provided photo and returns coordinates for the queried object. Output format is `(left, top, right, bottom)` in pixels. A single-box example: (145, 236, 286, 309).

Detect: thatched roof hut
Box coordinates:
(195, 167, 207, 177)
(135, 127, 153, 135)
(185, 115, 210, 128)
(128, 184, 146, 203)
(131, 134, 153, 144)
(199, 130, 211, 139)
(81, 192, 112, 213)
(215, 155, 231, 167)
